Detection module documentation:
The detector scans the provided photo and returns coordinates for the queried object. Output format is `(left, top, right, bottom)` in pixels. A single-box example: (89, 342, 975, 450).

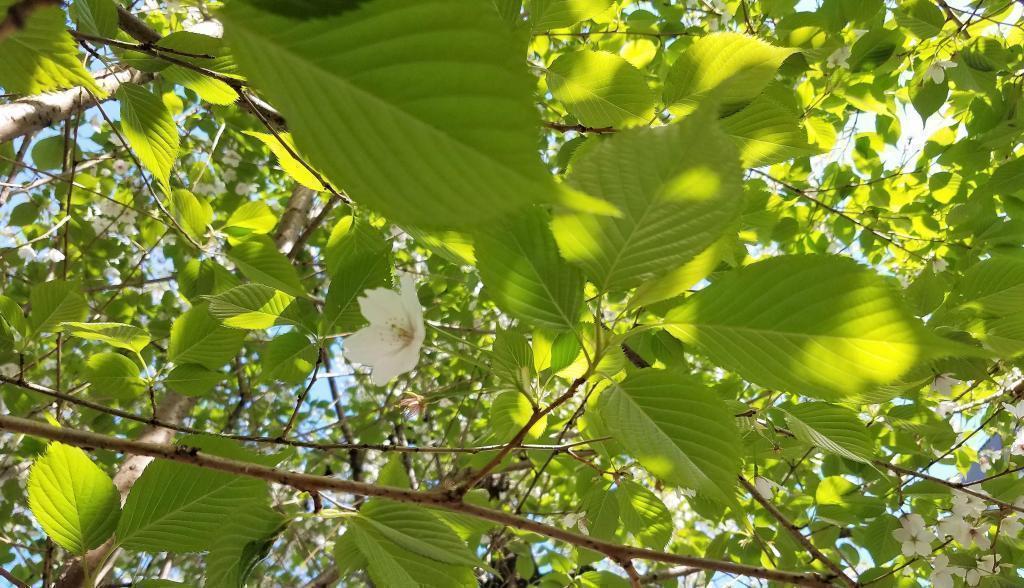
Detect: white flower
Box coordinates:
(1000, 512, 1022, 537)
(0, 363, 18, 379)
(17, 245, 35, 263)
(931, 373, 959, 396)
(939, 514, 991, 549)
(893, 514, 935, 557)
(112, 159, 130, 175)
(234, 182, 255, 195)
(222, 168, 237, 181)
(931, 257, 949, 273)
(344, 274, 425, 386)
(43, 249, 65, 263)
(827, 46, 852, 69)
(103, 267, 120, 283)
(931, 554, 964, 588)
(1011, 429, 1024, 456)
(925, 60, 958, 84)
(951, 491, 987, 519)
(1003, 400, 1024, 419)
(965, 554, 1002, 586)
(936, 400, 958, 418)
(222, 149, 241, 167)
(754, 476, 778, 499)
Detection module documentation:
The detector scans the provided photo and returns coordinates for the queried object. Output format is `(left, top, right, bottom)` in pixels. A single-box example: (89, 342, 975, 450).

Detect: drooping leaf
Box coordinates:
(594, 370, 742, 503)
(162, 65, 239, 105)
(665, 255, 938, 401)
(168, 189, 213, 242)
(553, 107, 742, 292)
(27, 443, 120, 555)
(116, 83, 180, 190)
(222, 0, 558, 229)
(243, 131, 326, 191)
(62, 322, 151, 353)
(476, 207, 583, 331)
(546, 50, 655, 128)
(0, 1, 104, 95)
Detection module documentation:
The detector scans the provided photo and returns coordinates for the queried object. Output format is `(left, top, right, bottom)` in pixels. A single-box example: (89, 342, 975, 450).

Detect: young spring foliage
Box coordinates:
(1, 0, 1024, 586)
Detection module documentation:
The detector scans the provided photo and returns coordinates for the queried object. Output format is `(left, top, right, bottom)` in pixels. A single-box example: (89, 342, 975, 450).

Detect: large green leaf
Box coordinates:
(82, 352, 146, 400)
(721, 95, 819, 167)
(527, 0, 613, 30)
(781, 402, 874, 463)
(553, 107, 742, 292)
(0, 1, 103, 95)
(205, 284, 304, 330)
(546, 50, 655, 128)
(227, 235, 306, 297)
(320, 218, 392, 335)
(259, 331, 317, 385)
(476, 208, 583, 331)
(950, 256, 1024, 316)
(117, 445, 269, 552)
(62, 322, 151, 353)
(222, 0, 558, 229)
(594, 370, 742, 503)
(163, 364, 224, 397)
(665, 255, 935, 401)
(205, 506, 285, 588)
(616, 479, 672, 550)
(167, 304, 247, 370)
(342, 501, 479, 587)
(116, 83, 180, 190)
(663, 32, 797, 115)
(28, 443, 120, 555)
(29, 280, 88, 335)
(70, 0, 119, 38)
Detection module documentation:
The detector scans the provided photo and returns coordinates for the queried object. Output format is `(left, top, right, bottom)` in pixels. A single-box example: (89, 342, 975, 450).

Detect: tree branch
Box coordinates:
(0, 414, 838, 588)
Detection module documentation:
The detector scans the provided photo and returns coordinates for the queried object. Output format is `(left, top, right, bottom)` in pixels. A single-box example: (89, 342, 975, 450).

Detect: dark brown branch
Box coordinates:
(0, 415, 837, 588)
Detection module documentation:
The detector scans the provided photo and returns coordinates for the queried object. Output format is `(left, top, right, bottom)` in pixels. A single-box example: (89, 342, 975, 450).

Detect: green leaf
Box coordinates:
(553, 107, 742, 292)
(82, 353, 146, 400)
(781, 402, 874, 463)
(227, 235, 306, 297)
(117, 454, 268, 552)
(242, 131, 326, 191)
(950, 256, 1024, 316)
(222, 0, 558, 229)
(70, 0, 119, 38)
(259, 331, 317, 385)
(490, 390, 546, 440)
(721, 95, 819, 167)
(168, 189, 213, 242)
(167, 304, 247, 370)
(476, 207, 584, 331)
(346, 501, 479, 586)
(205, 284, 301, 330)
(29, 280, 88, 335)
(0, 294, 28, 343)
(162, 65, 239, 105)
(616, 479, 671, 550)
(320, 218, 392, 335)
(894, 0, 945, 39)
(665, 255, 934, 401)
(205, 506, 285, 588)
(663, 32, 797, 115)
(546, 50, 655, 128)
(62, 322, 151, 353)
(163, 364, 223, 397)
(594, 370, 742, 503)
(115, 83, 180, 190)
(629, 232, 735, 308)
(28, 442, 120, 555)
(527, 0, 613, 30)
(0, 2, 104, 96)
(223, 201, 277, 235)
(852, 515, 902, 565)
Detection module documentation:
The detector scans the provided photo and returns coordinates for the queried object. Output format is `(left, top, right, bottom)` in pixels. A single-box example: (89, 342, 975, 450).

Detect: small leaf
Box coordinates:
(243, 131, 326, 191)
(223, 201, 277, 235)
(28, 443, 120, 555)
(205, 284, 301, 330)
(169, 189, 213, 242)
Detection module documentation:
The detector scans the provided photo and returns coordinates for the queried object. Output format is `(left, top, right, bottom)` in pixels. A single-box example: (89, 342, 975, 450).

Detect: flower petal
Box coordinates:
(344, 325, 405, 365)
(358, 287, 406, 325)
